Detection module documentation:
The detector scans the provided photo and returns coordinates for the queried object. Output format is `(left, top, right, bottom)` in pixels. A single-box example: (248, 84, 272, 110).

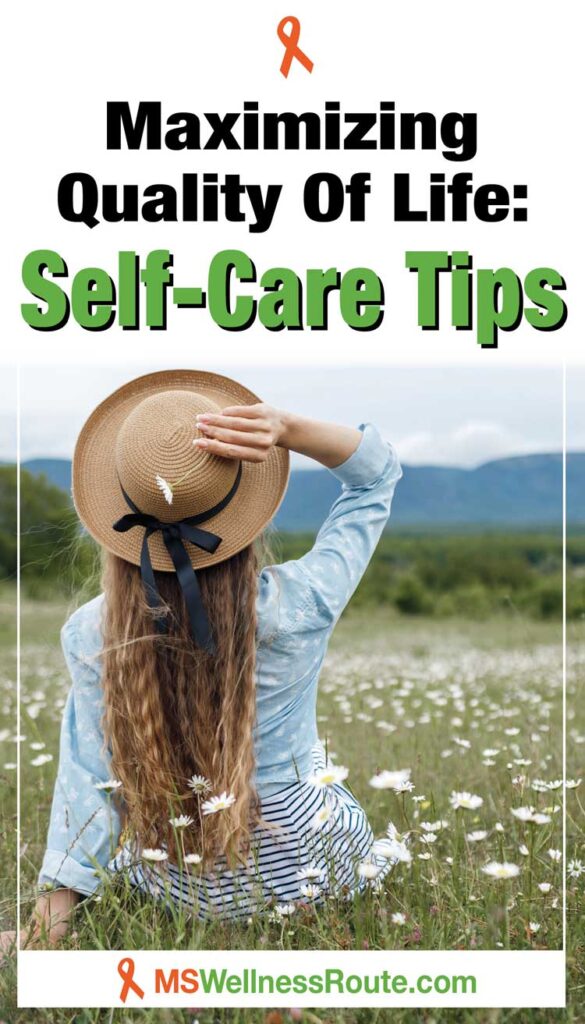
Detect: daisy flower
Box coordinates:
(169, 814, 194, 828)
(369, 769, 412, 792)
(202, 792, 236, 816)
(548, 848, 562, 863)
(466, 830, 488, 842)
(528, 922, 541, 933)
(373, 838, 411, 864)
(357, 860, 381, 880)
(274, 903, 296, 917)
(308, 765, 349, 788)
(95, 779, 123, 793)
(371, 838, 395, 859)
(482, 862, 521, 880)
(142, 848, 169, 863)
(567, 859, 584, 877)
(511, 806, 535, 822)
(300, 883, 321, 900)
(450, 791, 483, 811)
(183, 853, 202, 866)
(297, 866, 324, 882)
(531, 780, 550, 793)
(511, 807, 551, 825)
(394, 780, 415, 794)
(538, 882, 552, 893)
(311, 805, 334, 831)
(155, 475, 173, 505)
(30, 754, 53, 767)
(391, 912, 407, 925)
(566, 779, 581, 789)
(188, 774, 212, 795)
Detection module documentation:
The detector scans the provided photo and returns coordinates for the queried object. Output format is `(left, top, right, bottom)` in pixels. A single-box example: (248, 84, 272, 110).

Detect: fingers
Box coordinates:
(194, 437, 269, 462)
(219, 404, 264, 419)
(197, 418, 272, 445)
(194, 403, 276, 461)
(197, 413, 271, 433)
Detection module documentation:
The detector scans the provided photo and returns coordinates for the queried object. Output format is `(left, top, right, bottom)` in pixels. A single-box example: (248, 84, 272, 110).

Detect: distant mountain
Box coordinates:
(274, 453, 584, 528)
(23, 458, 72, 494)
(19, 452, 585, 528)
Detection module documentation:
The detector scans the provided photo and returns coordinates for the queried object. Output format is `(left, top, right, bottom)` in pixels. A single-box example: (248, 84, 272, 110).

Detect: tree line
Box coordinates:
(1, 466, 583, 620)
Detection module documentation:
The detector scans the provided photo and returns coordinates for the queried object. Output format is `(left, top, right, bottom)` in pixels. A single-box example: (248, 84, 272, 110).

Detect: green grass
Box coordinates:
(0, 592, 584, 1023)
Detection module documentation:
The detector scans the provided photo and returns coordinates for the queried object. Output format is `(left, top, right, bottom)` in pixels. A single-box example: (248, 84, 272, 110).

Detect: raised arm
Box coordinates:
(284, 422, 401, 626)
(194, 405, 363, 469)
(195, 405, 402, 629)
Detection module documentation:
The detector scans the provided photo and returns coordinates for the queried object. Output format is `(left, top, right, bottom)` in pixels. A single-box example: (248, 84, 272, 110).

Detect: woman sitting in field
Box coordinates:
(12, 369, 403, 944)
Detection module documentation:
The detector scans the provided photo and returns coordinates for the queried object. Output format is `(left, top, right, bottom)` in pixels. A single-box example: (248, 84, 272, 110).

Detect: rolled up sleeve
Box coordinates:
(270, 424, 402, 633)
(329, 421, 395, 488)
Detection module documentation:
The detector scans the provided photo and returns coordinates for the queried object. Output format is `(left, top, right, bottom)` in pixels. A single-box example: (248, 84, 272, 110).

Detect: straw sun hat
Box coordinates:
(73, 370, 290, 651)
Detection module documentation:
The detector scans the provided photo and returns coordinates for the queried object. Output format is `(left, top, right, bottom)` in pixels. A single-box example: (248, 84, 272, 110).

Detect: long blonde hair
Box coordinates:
(101, 546, 260, 868)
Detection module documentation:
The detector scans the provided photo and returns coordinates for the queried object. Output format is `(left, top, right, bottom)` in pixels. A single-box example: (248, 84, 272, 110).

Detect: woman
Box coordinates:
(25, 369, 403, 943)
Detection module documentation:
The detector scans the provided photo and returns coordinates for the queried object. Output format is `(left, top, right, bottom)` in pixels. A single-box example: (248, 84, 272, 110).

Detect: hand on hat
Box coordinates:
(195, 404, 362, 470)
(194, 403, 285, 463)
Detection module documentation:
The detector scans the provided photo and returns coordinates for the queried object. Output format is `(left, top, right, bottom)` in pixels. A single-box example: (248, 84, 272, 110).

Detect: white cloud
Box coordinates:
(395, 421, 543, 468)
(4, 364, 579, 467)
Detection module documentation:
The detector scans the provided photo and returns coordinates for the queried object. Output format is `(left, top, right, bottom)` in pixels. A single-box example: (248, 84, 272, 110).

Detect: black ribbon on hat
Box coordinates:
(112, 462, 243, 654)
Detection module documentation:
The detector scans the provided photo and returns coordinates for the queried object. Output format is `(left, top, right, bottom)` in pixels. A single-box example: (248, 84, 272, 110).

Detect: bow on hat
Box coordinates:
(112, 463, 243, 655)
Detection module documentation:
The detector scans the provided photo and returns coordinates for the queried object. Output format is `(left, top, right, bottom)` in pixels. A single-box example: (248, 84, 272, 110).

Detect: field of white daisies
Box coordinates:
(1, 590, 584, 1023)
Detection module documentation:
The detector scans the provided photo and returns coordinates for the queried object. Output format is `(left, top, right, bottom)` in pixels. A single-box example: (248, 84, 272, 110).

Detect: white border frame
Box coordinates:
(15, 360, 568, 1009)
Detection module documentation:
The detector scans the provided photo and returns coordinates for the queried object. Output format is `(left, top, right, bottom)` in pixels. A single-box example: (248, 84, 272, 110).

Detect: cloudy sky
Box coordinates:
(1, 363, 583, 469)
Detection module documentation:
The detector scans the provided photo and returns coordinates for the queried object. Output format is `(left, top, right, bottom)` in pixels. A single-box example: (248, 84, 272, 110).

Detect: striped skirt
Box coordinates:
(109, 743, 396, 920)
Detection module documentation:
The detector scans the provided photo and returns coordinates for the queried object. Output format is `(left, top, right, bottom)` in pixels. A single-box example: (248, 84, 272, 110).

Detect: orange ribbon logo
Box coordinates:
(117, 956, 145, 1003)
(277, 16, 314, 78)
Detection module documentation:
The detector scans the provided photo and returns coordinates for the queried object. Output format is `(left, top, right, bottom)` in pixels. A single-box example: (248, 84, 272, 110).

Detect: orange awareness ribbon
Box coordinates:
(117, 956, 145, 1003)
(277, 16, 314, 78)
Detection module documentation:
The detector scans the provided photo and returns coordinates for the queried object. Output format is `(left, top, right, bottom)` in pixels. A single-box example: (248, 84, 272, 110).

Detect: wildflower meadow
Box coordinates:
(0, 589, 583, 1023)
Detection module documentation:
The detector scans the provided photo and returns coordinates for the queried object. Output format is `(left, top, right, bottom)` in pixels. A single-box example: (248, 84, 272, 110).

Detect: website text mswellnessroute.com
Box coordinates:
(156, 967, 478, 997)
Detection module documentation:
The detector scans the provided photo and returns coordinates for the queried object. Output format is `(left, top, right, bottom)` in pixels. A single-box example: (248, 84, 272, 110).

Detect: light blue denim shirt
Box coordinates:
(39, 423, 402, 895)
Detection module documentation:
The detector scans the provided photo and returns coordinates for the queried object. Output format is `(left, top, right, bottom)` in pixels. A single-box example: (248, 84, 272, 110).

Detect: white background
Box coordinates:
(19, 950, 566, 1009)
(2, 0, 583, 369)
(4, 0, 580, 1009)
